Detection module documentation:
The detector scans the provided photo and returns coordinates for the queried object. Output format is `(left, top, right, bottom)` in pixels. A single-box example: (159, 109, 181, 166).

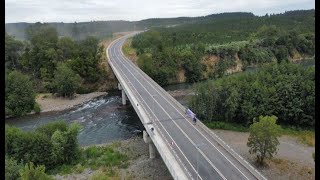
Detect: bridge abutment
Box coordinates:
(143, 130, 156, 159)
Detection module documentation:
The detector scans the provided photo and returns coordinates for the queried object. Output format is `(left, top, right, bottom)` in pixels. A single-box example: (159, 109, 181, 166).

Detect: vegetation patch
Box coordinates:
(122, 38, 137, 61)
(280, 127, 315, 146)
(204, 121, 248, 132)
(131, 10, 314, 85)
(190, 63, 315, 128)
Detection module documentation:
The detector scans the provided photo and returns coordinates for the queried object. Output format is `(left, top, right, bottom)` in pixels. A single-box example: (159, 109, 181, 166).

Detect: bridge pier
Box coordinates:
(143, 130, 156, 159)
(118, 83, 127, 105)
(121, 89, 127, 105)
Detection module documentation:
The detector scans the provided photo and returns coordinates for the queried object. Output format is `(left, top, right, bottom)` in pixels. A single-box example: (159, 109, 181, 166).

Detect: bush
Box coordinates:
(5, 71, 36, 117)
(19, 162, 53, 180)
(5, 122, 81, 170)
(35, 120, 68, 138)
(82, 146, 128, 168)
(34, 103, 41, 114)
(5, 156, 22, 180)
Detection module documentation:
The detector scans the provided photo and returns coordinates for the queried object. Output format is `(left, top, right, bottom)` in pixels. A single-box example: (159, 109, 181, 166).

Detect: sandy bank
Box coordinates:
(36, 92, 108, 113)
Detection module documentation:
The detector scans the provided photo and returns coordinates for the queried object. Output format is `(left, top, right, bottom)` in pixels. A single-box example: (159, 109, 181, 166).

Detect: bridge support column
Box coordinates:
(118, 83, 127, 105)
(143, 130, 156, 159)
(121, 89, 127, 105)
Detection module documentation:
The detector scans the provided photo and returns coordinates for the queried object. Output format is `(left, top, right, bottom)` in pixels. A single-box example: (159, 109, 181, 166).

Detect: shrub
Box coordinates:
(35, 120, 68, 138)
(5, 156, 22, 180)
(34, 103, 41, 114)
(19, 162, 53, 180)
(5, 122, 81, 170)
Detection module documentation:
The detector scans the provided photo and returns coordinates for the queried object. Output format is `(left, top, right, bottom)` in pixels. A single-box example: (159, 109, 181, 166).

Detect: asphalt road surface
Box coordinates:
(108, 33, 265, 180)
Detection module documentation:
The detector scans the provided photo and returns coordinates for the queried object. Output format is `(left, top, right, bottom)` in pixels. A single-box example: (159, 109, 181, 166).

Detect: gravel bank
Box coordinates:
(213, 129, 315, 180)
(36, 92, 108, 113)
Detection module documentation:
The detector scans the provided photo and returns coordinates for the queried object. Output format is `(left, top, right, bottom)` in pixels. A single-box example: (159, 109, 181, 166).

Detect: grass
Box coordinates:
(280, 127, 315, 147)
(50, 145, 129, 175)
(204, 121, 315, 147)
(122, 38, 136, 57)
(204, 121, 249, 132)
(91, 168, 121, 180)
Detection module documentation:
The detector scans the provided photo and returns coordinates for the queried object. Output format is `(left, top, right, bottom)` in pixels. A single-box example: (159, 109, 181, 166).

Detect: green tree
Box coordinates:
(247, 115, 282, 165)
(5, 33, 24, 70)
(50, 63, 82, 98)
(22, 23, 59, 80)
(69, 36, 103, 83)
(5, 71, 36, 116)
(57, 37, 78, 61)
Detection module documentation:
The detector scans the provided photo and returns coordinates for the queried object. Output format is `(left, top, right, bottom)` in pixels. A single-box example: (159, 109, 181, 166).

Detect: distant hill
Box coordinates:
(5, 10, 313, 41)
(4, 12, 256, 40)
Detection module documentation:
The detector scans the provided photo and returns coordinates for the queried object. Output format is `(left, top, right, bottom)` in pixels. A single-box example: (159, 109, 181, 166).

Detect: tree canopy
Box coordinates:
(189, 62, 315, 128)
(247, 116, 282, 165)
(5, 71, 36, 117)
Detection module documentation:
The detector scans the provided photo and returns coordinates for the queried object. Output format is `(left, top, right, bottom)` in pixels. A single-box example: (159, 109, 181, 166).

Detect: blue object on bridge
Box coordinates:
(186, 108, 195, 119)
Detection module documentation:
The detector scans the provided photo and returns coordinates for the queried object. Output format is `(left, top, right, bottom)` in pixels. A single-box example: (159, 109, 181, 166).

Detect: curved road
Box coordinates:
(107, 32, 266, 180)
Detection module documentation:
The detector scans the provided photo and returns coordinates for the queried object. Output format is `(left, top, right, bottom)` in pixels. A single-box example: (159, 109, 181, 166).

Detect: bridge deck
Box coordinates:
(107, 33, 266, 180)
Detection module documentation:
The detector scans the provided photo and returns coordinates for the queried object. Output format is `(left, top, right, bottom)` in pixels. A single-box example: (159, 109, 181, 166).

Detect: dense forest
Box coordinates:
(5, 23, 109, 117)
(189, 62, 315, 128)
(131, 9, 314, 85)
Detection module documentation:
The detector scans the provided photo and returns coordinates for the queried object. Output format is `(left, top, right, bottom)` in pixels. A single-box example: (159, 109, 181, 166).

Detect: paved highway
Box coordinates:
(107, 32, 266, 180)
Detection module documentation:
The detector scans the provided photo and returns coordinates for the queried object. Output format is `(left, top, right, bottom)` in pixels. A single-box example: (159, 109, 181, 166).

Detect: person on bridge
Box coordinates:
(193, 115, 197, 125)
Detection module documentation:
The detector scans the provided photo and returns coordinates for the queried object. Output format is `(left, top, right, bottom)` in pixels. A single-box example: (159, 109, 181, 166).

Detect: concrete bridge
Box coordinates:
(107, 32, 267, 180)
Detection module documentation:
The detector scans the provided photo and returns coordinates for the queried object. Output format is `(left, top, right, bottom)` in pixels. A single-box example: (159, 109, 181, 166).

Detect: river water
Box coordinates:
(6, 92, 145, 146)
(6, 58, 314, 146)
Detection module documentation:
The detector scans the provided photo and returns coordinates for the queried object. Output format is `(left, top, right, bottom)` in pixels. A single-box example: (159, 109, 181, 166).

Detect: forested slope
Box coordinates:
(131, 9, 315, 85)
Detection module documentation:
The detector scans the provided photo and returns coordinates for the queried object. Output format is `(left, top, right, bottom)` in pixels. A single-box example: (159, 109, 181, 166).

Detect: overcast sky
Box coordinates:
(5, 0, 315, 23)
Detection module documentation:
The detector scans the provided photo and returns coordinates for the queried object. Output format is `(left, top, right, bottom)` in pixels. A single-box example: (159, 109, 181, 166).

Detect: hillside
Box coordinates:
(130, 9, 315, 85)
(5, 12, 260, 40)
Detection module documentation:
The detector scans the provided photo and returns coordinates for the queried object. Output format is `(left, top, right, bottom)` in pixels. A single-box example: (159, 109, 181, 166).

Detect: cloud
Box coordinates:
(5, 0, 315, 23)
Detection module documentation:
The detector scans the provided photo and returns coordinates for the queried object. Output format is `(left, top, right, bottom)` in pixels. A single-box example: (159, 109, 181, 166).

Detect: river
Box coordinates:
(6, 58, 314, 146)
(6, 91, 145, 146)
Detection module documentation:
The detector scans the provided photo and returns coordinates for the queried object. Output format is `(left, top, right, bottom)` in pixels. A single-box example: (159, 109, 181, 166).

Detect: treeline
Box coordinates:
(5, 23, 107, 117)
(131, 9, 314, 85)
(189, 63, 315, 128)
